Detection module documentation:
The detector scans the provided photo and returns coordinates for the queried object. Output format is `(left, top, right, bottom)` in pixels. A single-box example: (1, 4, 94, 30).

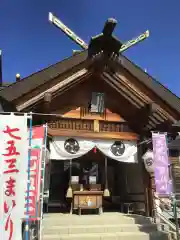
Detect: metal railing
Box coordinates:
(152, 192, 180, 240)
(22, 220, 40, 240)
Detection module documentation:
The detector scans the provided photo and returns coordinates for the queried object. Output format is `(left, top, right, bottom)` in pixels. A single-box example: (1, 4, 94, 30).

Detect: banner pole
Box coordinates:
(39, 123, 48, 240)
(25, 113, 33, 240)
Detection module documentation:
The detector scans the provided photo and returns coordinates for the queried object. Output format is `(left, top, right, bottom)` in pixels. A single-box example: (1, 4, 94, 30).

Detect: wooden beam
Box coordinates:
(44, 92, 52, 104)
(138, 136, 150, 217)
(154, 120, 174, 132)
(48, 128, 138, 140)
(129, 103, 159, 132)
(17, 68, 89, 111)
(94, 120, 100, 132)
(43, 92, 52, 122)
(115, 64, 179, 120)
(103, 72, 144, 107)
(152, 121, 179, 144)
(110, 68, 177, 124)
(101, 74, 141, 108)
(112, 71, 149, 104)
(52, 72, 92, 100)
(89, 53, 108, 73)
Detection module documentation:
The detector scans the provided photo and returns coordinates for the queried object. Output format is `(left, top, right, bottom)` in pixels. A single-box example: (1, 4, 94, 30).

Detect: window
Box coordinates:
(89, 92, 105, 114)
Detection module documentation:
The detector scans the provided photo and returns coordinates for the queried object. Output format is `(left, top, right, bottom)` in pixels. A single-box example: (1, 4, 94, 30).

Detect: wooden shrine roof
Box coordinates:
(0, 96, 17, 112)
(0, 51, 87, 102)
(0, 50, 180, 130)
(120, 55, 180, 114)
(0, 50, 179, 115)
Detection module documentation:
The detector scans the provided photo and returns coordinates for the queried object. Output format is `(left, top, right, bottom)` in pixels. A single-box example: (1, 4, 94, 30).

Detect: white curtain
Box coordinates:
(96, 140, 137, 163)
(50, 137, 137, 163)
(50, 137, 95, 160)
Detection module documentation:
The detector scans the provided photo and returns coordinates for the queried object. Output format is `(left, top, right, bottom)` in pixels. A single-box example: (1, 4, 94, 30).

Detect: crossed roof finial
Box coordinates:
(48, 12, 149, 57)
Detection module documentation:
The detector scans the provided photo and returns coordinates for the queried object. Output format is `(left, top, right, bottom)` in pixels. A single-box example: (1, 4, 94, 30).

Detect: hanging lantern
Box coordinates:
(104, 157, 110, 197)
(66, 159, 73, 198)
(66, 186, 73, 198)
(142, 150, 154, 174)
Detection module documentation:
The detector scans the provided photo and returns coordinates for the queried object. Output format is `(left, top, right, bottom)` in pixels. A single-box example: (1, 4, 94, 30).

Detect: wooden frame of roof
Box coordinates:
(0, 52, 88, 101)
(0, 50, 179, 135)
(17, 68, 91, 111)
(101, 71, 176, 129)
(0, 96, 17, 112)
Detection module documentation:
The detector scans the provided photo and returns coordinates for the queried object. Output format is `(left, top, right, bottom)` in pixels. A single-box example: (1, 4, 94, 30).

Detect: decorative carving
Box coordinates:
(48, 118, 134, 134)
(64, 138, 80, 154)
(94, 120, 99, 132)
(110, 141, 125, 156)
(44, 92, 52, 102)
(80, 106, 106, 119)
(99, 121, 131, 132)
(48, 119, 94, 131)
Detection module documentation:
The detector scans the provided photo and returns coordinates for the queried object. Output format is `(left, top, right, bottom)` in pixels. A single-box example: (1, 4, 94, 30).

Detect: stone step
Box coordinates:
(42, 223, 157, 235)
(43, 213, 152, 225)
(42, 231, 169, 240)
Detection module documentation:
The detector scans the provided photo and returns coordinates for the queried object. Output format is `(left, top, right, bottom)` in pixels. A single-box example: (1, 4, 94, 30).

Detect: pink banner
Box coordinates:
(24, 126, 45, 220)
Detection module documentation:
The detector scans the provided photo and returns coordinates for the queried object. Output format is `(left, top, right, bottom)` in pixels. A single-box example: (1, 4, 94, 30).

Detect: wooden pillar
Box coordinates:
(94, 120, 99, 132)
(144, 170, 150, 217)
(138, 137, 150, 217)
(43, 92, 52, 123)
(149, 174, 155, 216)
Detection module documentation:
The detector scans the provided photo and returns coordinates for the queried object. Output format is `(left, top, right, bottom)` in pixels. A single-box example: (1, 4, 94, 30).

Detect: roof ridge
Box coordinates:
(119, 54, 180, 114)
(3, 50, 87, 90)
(123, 54, 180, 99)
(1, 49, 180, 116)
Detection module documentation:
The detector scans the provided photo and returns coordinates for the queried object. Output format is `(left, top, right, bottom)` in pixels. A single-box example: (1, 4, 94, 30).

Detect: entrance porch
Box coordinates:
(45, 148, 146, 215)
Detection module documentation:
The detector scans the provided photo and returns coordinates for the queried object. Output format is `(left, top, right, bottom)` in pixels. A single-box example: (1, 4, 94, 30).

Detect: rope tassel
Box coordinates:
(66, 159, 73, 198)
(104, 157, 110, 197)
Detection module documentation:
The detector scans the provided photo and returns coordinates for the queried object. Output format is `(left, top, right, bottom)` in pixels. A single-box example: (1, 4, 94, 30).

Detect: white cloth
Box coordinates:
(50, 137, 95, 160)
(96, 140, 137, 163)
(0, 114, 28, 240)
(50, 137, 137, 163)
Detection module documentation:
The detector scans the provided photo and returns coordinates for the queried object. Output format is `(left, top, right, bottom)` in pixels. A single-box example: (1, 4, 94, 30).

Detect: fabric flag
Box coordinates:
(152, 132, 172, 195)
(0, 114, 28, 240)
(24, 126, 45, 220)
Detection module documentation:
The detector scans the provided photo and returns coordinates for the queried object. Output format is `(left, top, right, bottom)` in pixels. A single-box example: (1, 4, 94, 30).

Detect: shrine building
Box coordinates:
(0, 32, 180, 217)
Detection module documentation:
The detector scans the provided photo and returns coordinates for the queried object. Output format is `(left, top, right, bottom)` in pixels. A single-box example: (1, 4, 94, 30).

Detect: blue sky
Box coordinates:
(0, 0, 180, 96)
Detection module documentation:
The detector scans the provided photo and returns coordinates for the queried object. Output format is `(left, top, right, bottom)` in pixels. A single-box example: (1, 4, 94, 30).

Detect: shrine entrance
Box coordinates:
(47, 148, 145, 215)
(49, 150, 104, 213)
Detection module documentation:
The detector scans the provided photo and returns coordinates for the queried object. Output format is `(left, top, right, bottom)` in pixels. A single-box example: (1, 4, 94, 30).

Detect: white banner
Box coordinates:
(0, 114, 28, 240)
(50, 137, 137, 163)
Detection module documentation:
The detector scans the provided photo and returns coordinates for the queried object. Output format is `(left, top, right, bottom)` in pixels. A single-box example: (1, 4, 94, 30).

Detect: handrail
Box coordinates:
(153, 193, 180, 240)
(22, 220, 39, 240)
(153, 201, 176, 229)
(154, 196, 174, 217)
(153, 210, 177, 240)
(154, 193, 180, 217)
